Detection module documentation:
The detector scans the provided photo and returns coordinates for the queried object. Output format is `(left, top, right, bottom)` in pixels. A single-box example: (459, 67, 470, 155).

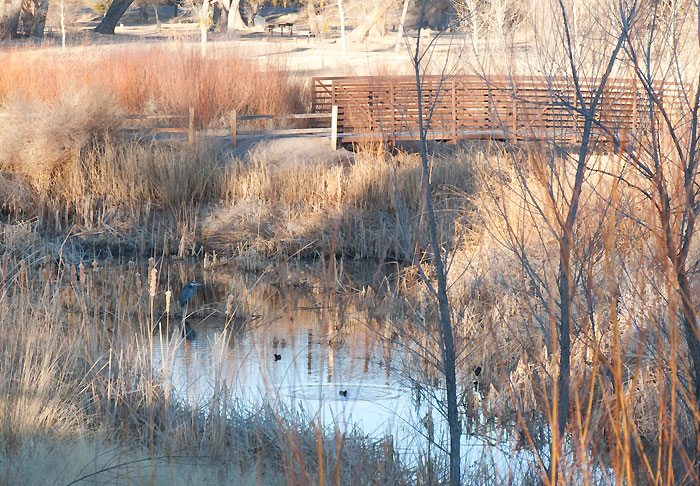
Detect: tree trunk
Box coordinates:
(217, 0, 242, 32)
(394, 0, 410, 52)
(0, 0, 23, 39)
(199, 0, 209, 55)
(214, 0, 227, 32)
(32, 0, 49, 37)
(337, 0, 345, 56)
(413, 26, 461, 486)
(94, 0, 134, 34)
(306, 0, 318, 34)
(349, 0, 394, 42)
(372, 5, 389, 37)
(154, 5, 160, 29)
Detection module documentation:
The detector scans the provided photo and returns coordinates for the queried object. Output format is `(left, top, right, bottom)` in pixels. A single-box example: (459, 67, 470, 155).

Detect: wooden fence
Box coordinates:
(122, 109, 333, 147)
(124, 108, 195, 145)
(312, 75, 667, 145)
(230, 111, 333, 147)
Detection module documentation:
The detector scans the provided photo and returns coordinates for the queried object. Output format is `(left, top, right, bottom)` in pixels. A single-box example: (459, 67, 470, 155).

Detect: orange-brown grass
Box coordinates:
(0, 44, 307, 126)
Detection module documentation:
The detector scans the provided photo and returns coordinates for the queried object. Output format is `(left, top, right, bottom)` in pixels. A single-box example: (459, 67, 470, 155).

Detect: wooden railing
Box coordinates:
(230, 111, 335, 147)
(122, 109, 336, 147)
(312, 75, 670, 145)
(124, 108, 195, 145)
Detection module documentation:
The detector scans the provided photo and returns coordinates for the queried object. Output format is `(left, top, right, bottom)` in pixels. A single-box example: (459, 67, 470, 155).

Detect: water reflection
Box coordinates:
(146, 261, 520, 469)
(150, 263, 420, 441)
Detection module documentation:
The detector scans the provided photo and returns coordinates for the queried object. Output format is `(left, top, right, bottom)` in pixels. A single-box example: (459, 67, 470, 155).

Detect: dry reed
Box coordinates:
(0, 44, 307, 127)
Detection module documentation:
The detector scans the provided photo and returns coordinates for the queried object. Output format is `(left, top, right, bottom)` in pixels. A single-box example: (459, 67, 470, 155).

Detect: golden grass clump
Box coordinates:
(203, 146, 474, 260)
(0, 88, 123, 191)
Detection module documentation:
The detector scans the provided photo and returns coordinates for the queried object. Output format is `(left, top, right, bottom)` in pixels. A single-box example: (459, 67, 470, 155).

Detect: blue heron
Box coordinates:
(178, 281, 201, 341)
(179, 281, 202, 307)
(183, 321, 197, 340)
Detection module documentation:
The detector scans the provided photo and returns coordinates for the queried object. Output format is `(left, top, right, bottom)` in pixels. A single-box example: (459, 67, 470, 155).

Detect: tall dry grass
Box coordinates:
(0, 88, 124, 191)
(205, 146, 475, 262)
(0, 123, 476, 262)
(0, 44, 308, 126)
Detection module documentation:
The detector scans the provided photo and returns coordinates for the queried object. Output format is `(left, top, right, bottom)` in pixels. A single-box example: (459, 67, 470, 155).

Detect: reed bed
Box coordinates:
(0, 248, 413, 485)
(0, 129, 476, 264)
(0, 43, 307, 127)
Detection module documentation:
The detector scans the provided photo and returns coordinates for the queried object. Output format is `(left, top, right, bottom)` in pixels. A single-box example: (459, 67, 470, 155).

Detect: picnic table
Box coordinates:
(267, 22, 294, 36)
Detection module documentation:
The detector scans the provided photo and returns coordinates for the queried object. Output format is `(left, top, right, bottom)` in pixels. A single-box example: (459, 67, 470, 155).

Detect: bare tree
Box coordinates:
(474, 0, 637, 481)
(0, 0, 24, 38)
(394, 0, 410, 52)
(95, 0, 134, 33)
(348, 0, 396, 42)
(613, 0, 700, 435)
(305, 0, 318, 34)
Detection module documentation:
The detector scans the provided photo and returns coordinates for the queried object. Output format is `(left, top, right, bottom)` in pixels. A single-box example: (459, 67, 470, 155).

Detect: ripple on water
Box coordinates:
(280, 384, 403, 402)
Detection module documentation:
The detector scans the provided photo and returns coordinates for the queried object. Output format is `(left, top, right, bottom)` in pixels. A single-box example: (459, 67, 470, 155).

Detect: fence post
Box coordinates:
(188, 107, 195, 146)
(331, 105, 338, 150)
(231, 110, 237, 147)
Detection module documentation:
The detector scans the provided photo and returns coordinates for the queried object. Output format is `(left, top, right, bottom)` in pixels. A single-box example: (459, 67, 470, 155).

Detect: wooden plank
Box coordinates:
(237, 128, 331, 136)
(311, 74, 674, 145)
(238, 113, 333, 121)
(125, 114, 188, 120)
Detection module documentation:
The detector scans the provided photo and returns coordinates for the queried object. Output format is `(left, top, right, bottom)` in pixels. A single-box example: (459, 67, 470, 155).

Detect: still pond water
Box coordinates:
(148, 262, 515, 467)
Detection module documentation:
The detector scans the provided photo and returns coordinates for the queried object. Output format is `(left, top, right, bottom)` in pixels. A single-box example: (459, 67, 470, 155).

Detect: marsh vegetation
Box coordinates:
(4, 0, 700, 485)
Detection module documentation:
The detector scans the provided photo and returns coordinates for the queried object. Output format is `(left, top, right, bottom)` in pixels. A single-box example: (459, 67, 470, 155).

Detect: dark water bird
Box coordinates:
(178, 281, 202, 307)
(473, 366, 482, 391)
(183, 321, 196, 340)
(339, 389, 348, 398)
(274, 353, 282, 361)
(272, 337, 279, 349)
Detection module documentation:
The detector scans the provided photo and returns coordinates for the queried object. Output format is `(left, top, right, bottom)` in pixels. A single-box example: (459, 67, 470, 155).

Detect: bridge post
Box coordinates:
(331, 105, 338, 150)
(231, 110, 237, 147)
(188, 107, 195, 146)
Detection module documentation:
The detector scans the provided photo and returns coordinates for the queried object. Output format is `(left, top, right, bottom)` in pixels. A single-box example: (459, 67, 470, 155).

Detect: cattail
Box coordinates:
(226, 294, 234, 316)
(165, 290, 172, 315)
(18, 259, 26, 286)
(78, 262, 85, 284)
(92, 259, 99, 272)
(2, 252, 8, 277)
(42, 256, 52, 284)
(135, 273, 142, 294)
(149, 267, 157, 298)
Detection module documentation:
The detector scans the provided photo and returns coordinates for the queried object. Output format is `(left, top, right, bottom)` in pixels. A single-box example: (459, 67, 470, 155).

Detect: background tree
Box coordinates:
(94, 0, 134, 33)
(1, 0, 27, 38)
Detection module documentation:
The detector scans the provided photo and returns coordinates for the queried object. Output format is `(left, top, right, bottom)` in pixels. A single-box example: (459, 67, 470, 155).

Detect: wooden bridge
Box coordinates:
(312, 75, 665, 146)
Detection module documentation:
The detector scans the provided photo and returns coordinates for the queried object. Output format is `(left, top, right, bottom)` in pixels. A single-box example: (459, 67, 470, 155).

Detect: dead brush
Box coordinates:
(0, 89, 123, 192)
